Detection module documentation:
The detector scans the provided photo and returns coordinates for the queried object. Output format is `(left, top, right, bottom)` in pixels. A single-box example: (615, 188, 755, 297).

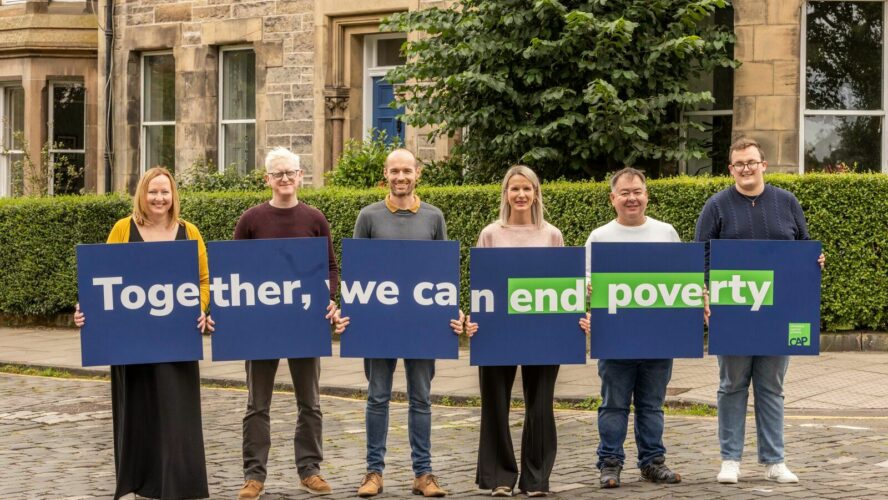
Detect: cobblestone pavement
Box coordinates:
(4, 373, 888, 499)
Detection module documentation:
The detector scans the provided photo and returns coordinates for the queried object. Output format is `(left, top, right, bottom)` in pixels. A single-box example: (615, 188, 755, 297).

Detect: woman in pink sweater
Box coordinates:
(467, 165, 563, 497)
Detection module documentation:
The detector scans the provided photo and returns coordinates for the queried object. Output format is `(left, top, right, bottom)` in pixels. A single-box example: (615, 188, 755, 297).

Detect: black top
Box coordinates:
(129, 218, 187, 242)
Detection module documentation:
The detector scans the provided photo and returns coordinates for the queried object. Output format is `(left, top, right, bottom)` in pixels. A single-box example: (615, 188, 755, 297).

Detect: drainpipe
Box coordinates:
(103, 0, 113, 192)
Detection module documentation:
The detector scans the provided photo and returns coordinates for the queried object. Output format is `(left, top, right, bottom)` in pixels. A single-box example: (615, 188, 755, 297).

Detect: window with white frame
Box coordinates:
(219, 47, 256, 174)
(142, 52, 175, 173)
(0, 84, 23, 197)
(48, 82, 86, 195)
(680, 6, 734, 176)
(363, 33, 408, 141)
(803, 0, 886, 173)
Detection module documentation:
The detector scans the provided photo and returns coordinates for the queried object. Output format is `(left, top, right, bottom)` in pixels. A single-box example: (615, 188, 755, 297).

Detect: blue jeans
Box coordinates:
(364, 358, 435, 477)
(717, 355, 788, 464)
(596, 359, 672, 469)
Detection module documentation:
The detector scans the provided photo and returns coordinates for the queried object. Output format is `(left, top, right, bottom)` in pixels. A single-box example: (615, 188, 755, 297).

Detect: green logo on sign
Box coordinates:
(507, 277, 585, 314)
(588, 272, 705, 315)
(709, 270, 774, 311)
(788, 323, 811, 347)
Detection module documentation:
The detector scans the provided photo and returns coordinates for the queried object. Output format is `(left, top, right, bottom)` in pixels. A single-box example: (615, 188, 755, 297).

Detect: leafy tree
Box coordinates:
(383, 0, 736, 181)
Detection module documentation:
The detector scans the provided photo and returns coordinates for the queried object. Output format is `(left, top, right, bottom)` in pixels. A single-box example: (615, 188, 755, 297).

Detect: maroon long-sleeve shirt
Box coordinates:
(233, 201, 339, 300)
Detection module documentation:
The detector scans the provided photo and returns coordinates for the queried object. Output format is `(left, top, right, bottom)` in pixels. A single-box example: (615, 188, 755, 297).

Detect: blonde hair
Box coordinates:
(499, 165, 545, 228)
(133, 167, 180, 228)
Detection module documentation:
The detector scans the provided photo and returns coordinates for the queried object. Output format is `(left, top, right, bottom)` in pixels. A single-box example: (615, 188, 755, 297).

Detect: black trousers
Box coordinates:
(475, 365, 560, 492)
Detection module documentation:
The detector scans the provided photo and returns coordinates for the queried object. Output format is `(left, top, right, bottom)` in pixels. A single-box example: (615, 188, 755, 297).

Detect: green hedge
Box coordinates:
(1, 174, 886, 330)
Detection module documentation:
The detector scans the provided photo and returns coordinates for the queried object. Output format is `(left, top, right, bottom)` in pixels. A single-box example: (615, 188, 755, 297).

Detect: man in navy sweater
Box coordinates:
(695, 137, 824, 485)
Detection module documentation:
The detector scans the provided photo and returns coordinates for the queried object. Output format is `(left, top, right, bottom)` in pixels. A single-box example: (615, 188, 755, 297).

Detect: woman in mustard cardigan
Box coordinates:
(75, 167, 213, 499)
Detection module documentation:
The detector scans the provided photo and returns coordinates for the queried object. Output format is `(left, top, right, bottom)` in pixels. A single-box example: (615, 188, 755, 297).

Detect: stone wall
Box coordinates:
(733, 0, 801, 171)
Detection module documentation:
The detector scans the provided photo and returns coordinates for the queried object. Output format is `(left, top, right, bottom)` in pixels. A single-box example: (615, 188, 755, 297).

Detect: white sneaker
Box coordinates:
(717, 460, 741, 483)
(765, 462, 799, 483)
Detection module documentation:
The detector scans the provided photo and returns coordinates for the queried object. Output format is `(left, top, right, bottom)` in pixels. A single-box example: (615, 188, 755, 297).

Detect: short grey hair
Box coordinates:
(264, 147, 301, 171)
(609, 167, 646, 192)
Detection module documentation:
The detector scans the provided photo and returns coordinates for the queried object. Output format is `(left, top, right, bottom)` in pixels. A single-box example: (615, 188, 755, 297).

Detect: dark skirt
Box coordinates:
(111, 361, 209, 499)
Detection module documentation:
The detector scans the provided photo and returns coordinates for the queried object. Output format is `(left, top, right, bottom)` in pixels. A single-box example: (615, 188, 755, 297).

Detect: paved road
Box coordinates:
(4, 373, 888, 499)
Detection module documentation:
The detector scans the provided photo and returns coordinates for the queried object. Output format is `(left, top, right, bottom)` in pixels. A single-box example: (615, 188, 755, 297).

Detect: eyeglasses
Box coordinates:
(268, 169, 301, 180)
(729, 161, 763, 171)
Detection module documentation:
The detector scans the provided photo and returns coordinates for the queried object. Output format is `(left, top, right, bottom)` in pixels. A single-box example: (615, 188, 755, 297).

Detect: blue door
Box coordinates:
(372, 76, 405, 144)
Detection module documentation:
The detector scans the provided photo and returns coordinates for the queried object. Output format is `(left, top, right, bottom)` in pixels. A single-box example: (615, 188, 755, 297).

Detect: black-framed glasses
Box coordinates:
(729, 161, 763, 171)
(269, 169, 301, 180)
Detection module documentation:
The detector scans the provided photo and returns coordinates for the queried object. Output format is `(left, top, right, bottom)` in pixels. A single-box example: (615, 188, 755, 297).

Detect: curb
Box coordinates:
(1, 360, 716, 410)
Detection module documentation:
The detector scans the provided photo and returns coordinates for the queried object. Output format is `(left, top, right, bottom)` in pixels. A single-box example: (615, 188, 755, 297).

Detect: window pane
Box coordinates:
(804, 115, 881, 172)
(806, 1, 883, 110)
(685, 115, 733, 176)
(51, 84, 85, 150)
(3, 86, 24, 150)
(52, 152, 84, 195)
(376, 38, 407, 67)
(145, 125, 175, 173)
(687, 8, 734, 112)
(144, 54, 175, 122)
(222, 50, 256, 120)
(223, 123, 255, 175)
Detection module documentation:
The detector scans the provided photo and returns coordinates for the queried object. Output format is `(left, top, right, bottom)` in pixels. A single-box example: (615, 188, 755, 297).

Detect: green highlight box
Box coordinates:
(788, 323, 811, 347)
(588, 272, 705, 311)
(507, 277, 586, 314)
(709, 270, 774, 307)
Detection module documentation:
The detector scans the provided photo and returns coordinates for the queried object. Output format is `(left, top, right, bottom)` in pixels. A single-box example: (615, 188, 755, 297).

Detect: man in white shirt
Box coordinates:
(582, 167, 681, 489)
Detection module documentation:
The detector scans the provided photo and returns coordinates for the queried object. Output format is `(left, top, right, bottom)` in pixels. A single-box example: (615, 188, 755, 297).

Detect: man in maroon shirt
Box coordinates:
(236, 147, 339, 500)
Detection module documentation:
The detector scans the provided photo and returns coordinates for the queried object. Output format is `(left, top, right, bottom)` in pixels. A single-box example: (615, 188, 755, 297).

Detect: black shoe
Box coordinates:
(599, 458, 622, 488)
(640, 456, 682, 484)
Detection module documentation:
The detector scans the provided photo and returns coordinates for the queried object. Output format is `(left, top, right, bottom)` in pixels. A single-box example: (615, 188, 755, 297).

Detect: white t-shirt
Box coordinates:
(584, 217, 681, 279)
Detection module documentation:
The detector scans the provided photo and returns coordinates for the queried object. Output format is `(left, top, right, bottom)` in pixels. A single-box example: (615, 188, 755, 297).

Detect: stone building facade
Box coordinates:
(0, 0, 884, 197)
(0, 0, 98, 196)
(97, 0, 453, 192)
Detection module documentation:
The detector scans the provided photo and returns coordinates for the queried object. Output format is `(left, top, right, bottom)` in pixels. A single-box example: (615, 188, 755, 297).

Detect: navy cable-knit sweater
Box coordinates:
(694, 184, 811, 269)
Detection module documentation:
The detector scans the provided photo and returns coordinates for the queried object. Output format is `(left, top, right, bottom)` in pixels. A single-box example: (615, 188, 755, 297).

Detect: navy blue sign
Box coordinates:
(470, 247, 587, 366)
(208, 238, 332, 361)
(76, 240, 203, 367)
(589, 243, 705, 359)
(339, 239, 460, 360)
(708, 239, 822, 356)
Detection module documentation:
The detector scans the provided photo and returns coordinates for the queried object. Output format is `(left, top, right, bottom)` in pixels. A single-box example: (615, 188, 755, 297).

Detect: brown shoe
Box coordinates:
(238, 479, 265, 500)
(357, 472, 383, 497)
(412, 473, 447, 497)
(301, 475, 332, 495)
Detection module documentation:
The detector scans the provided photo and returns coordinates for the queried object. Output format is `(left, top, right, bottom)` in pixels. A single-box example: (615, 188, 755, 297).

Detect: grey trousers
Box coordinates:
(243, 358, 323, 481)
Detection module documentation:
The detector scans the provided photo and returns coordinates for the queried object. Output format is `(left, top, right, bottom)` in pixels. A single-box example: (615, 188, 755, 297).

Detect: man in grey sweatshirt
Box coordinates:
(348, 149, 448, 498)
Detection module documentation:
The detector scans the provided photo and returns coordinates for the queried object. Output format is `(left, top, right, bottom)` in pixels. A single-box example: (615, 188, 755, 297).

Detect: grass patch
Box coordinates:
(664, 403, 717, 417)
(555, 396, 601, 411)
(0, 364, 107, 381)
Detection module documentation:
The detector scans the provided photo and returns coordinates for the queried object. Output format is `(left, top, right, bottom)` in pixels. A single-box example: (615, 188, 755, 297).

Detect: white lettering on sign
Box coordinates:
(92, 274, 315, 316)
(340, 281, 458, 307)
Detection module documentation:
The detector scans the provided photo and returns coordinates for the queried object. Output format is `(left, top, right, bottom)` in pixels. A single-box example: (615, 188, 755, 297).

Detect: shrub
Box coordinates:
(1, 174, 885, 330)
(325, 129, 401, 188)
(178, 158, 267, 192)
(420, 154, 466, 187)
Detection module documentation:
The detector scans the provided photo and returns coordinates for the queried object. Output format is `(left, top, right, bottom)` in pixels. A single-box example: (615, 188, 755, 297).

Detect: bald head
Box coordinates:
(385, 148, 419, 170)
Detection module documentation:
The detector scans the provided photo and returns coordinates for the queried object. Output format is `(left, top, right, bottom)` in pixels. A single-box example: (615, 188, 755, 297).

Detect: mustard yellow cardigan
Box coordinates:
(106, 217, 210, 312)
